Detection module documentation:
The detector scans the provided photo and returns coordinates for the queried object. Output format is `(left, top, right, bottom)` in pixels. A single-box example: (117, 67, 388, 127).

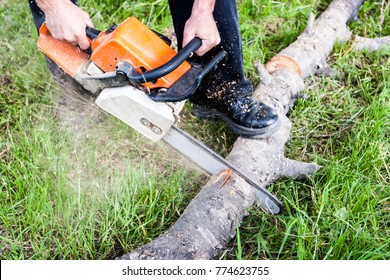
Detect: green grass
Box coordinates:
(226, 1, 389, 260)
(1, 0, 389, 260)
(1, 107, 202, 259)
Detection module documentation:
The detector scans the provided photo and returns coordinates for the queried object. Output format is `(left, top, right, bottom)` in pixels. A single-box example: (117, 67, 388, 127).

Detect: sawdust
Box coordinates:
(56, 88, 102, 132)
(56, 84, 204, 196)
(44, 35, 204, 196)
(163, 26, 178, 51)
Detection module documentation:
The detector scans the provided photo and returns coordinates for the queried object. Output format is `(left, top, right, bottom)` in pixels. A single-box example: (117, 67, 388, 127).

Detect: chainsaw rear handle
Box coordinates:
(125, 37, 202, 84)
(86, 26, 101, 40)
(82, 26, 102, 55)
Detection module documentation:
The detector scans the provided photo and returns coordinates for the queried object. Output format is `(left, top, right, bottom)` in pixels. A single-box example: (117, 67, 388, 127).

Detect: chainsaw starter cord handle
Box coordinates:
(126, 37, 202, 84)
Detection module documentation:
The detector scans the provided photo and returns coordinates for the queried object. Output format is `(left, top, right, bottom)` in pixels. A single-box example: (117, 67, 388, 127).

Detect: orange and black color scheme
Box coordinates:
(34, 10, 226, 102)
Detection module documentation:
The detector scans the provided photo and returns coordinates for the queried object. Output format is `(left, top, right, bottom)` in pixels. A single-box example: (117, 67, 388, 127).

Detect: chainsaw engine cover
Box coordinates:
(38, 17, 191, 91)
(90, 17, 191, 90)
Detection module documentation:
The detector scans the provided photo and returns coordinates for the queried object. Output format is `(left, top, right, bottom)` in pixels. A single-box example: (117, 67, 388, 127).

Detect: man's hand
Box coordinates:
(36, 0, 93, 50)
(182, 0, 220, 56)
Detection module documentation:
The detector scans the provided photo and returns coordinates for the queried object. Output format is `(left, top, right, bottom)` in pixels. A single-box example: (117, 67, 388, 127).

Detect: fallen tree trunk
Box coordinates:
(119, 0, 366, 260)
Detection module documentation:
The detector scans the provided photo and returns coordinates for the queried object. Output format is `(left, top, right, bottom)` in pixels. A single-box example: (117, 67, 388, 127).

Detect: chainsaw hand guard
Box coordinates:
(148, 50, 227, 102)
(122, 37, 202, 84)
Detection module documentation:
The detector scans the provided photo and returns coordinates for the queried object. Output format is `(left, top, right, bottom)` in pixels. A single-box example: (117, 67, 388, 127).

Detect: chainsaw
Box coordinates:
(37, 16, 284, 215)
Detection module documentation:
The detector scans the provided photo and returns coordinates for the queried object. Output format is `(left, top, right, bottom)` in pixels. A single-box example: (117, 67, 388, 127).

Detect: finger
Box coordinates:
(182, 33, 194, 49)
(194, 45, 208, 56)
(194, 38, 219, 56)
(85, 17, 94, 28)
(77, 35, 90, 50)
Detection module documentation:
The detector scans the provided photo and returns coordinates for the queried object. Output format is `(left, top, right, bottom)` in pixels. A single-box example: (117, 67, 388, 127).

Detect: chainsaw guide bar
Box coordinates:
(164, 126, 284, 214)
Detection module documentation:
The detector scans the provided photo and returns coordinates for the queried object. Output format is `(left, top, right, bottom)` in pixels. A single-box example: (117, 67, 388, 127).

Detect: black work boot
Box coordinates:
(190, 83, 280, 138)
(169, 0, 280, 137)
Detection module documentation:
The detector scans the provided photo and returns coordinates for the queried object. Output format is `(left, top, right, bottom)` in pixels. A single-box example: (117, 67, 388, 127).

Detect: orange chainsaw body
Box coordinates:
(38, 17, 191, 90)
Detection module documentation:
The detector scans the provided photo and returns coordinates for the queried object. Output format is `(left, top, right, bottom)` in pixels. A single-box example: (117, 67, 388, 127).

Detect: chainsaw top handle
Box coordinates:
(121, 37, 202, 84)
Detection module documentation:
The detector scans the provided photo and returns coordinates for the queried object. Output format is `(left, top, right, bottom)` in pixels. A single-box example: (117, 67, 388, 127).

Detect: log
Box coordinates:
(118, 0, 366, 260)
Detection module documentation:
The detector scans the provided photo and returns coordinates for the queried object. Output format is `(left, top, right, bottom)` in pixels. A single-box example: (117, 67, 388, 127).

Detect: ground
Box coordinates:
(0, 0, 388, 260)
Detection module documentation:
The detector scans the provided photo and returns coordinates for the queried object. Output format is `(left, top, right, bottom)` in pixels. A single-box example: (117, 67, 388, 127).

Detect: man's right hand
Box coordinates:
(36, 0, 94, 50)
(182, 0, 220, 57)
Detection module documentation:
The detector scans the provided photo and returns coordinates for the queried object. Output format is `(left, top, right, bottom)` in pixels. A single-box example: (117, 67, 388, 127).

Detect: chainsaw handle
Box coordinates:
(126, 37, 202, 84)
(86, 26, 101, 40)
(81, 26, 102, 55)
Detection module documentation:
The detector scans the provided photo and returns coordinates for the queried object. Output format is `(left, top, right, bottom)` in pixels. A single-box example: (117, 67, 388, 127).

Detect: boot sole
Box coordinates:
(192, 105, 281, 138)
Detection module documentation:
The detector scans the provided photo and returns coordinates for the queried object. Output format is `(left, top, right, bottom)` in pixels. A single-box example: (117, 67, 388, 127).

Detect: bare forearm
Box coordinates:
(183, 0, 220, 56)
(35, 0, 72, 12)
(191, 0, 216, 15)
(35, 0, 93, 50)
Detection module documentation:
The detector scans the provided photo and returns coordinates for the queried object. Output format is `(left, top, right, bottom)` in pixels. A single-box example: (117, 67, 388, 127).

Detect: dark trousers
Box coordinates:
(29, 0, 252, 99)
(168, 0, 253, 101)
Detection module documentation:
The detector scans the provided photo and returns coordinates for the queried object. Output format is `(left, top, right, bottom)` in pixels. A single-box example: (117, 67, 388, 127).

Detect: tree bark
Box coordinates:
(118, 0, 366, 260)
(353, 35, 390, 51)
